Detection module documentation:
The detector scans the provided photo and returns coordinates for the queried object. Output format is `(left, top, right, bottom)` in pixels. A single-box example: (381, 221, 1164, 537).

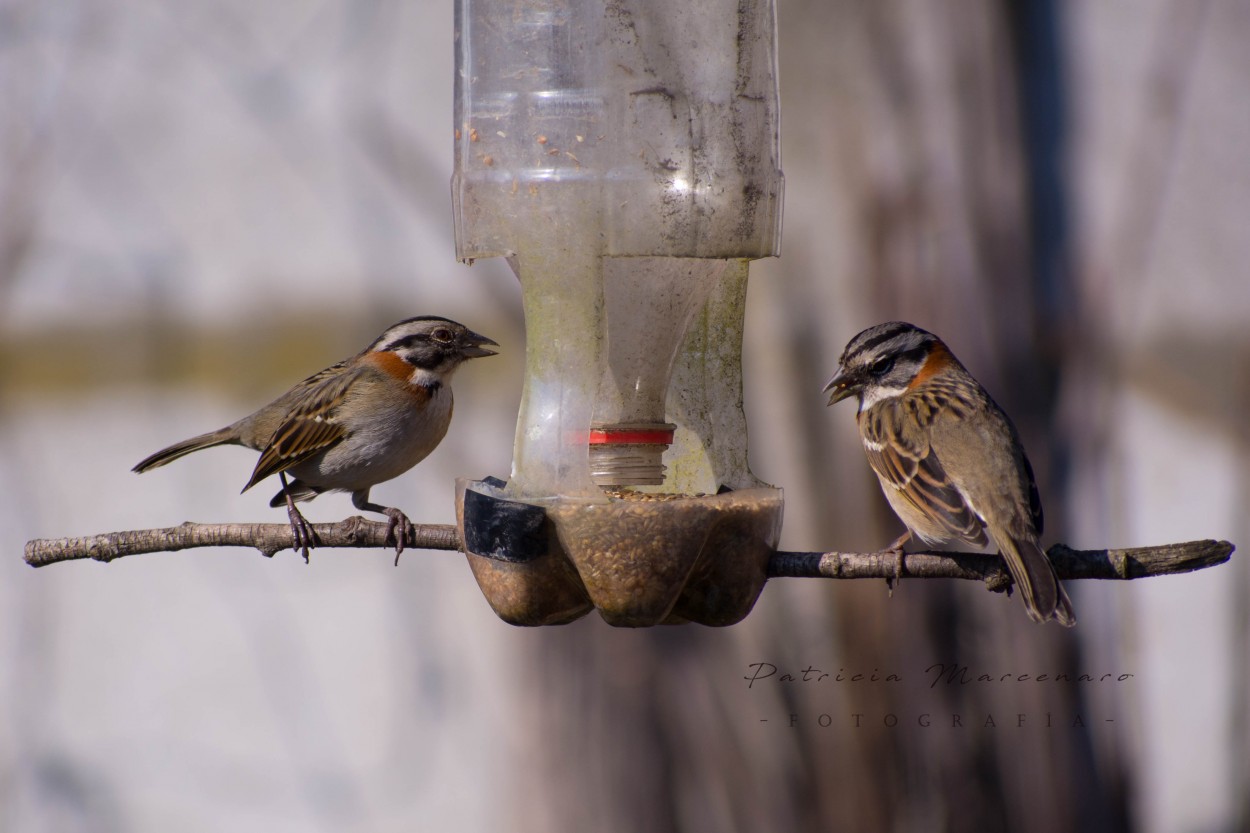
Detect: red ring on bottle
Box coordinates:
(588, 428, 675, 445)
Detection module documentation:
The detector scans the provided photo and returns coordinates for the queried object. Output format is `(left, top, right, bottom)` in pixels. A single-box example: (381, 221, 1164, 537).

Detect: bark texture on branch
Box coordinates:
(23, 520, 1232, 586)
(767, 540, 1233, 587)
(23, 517, 460, 566)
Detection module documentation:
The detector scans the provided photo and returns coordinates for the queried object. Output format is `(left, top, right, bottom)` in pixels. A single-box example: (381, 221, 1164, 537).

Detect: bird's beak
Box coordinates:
(460, 331, 500, 359)
(822, 367, 857, 405)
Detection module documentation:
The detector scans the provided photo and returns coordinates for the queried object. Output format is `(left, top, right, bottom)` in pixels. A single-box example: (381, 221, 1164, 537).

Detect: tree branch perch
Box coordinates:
(22, 517, 461, 566)
(767, 540, 1233, 589)
(23, 519, 1232, 587)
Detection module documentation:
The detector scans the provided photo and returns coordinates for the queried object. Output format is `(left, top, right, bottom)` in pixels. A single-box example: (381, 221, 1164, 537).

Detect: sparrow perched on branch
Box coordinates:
(134, 316, 498, 563)
(824, 321, 1075, 626)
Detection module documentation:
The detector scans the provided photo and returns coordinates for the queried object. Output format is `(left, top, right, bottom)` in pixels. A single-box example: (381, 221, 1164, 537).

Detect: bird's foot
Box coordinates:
(383, 507, 415, 566)
(884, 530, 912, 596)
(285, 499, 319, 563)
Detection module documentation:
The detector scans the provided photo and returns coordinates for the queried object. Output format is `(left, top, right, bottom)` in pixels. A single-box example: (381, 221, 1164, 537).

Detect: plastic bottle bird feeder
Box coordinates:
(452, 0, 784, 627)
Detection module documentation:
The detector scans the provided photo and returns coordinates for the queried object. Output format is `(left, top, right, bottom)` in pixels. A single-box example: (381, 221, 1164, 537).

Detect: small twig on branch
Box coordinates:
(23, 519, 1232, 588)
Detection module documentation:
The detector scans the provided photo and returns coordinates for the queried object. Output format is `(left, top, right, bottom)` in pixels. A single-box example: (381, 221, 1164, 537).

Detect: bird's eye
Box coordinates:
(870, 356, 896, 376)
(431, 328, 454, 344)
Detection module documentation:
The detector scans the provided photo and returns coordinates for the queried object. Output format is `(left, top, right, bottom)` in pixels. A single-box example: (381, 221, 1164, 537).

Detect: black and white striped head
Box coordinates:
(367, 316, 498, 374)
(824, 321, 941, 410)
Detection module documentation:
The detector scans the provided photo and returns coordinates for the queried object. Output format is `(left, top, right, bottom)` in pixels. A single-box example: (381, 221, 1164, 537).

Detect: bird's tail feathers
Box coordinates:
(998, 534, 1076, 627)
(132, 428, 237, 473)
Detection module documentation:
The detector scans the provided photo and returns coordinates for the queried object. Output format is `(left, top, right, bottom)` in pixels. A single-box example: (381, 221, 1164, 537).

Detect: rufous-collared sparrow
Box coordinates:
(134, 316, 498, 563)
(824, 321, 1075, 626)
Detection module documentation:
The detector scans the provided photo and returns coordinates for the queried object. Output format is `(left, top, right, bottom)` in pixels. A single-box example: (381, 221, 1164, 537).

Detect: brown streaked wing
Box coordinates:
(241, 365, 362, 491)
(861, 405, 986, 546)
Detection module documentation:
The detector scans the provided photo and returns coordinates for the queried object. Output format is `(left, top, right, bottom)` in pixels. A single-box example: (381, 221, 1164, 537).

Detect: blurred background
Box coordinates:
(2, 0, 1248, 831)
